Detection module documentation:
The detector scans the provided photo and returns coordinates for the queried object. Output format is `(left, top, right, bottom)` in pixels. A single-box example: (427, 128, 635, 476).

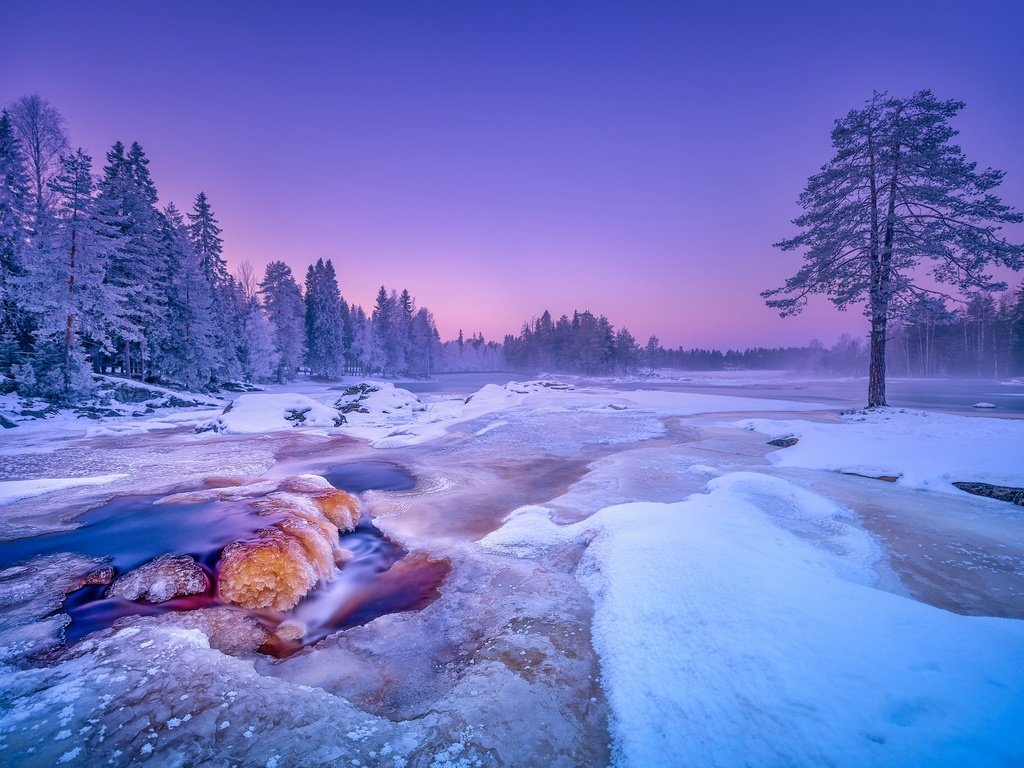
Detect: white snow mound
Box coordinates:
(199, 393, 344, 434)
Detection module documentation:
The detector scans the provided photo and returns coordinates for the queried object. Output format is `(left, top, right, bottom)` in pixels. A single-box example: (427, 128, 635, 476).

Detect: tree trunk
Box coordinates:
(868, 312, 887, 407)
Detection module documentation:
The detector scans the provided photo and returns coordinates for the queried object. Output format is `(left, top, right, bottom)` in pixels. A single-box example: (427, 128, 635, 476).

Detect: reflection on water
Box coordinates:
(1, 463, 447, 655)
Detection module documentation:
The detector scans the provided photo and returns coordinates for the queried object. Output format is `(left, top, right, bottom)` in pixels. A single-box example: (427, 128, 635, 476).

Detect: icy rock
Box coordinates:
(217, 528, 320, 611)
(277, 475, 361, 531)
(274, 619, 307, 642)
(767, 436, 799, 447)
(952, 481, 1024, 505)
(0, 554, 108, 663)
(157, 476, 355, 611)
(69, 565, 115, 590)
(107, 554, 209, 603)
(113, 607, 271, 654)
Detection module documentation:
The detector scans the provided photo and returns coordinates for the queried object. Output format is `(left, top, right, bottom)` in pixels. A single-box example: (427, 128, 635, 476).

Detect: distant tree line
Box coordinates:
(501, 294, 1024, 378)
(0, 94, 442, 403)
(502, 309, 639, 374)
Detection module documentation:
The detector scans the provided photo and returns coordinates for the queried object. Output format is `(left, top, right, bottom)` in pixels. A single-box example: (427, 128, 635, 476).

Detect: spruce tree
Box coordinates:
(303, 258, 345, 378)
(187, 192, 227, 285)
(97, 141, 167, 379)
(0, 110, 31, 361)
(259, 261, 305, 383)
(20, 150, 126, 401)
(186, 191, 239, 383)
(153, 202, 219, 389)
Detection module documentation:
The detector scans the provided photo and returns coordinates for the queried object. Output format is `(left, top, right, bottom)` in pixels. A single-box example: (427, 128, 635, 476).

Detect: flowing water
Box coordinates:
(0, 462, 448, 655)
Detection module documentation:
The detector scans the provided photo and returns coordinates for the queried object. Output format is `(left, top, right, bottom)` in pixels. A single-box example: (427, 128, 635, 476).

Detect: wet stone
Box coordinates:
(107, 554, 210, 603)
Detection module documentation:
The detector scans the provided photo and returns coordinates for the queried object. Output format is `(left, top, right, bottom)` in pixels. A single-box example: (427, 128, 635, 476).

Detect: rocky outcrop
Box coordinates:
(952, 481, 1024, 506)
(768, 436, 799, 447)
(107, 554, 209, 603)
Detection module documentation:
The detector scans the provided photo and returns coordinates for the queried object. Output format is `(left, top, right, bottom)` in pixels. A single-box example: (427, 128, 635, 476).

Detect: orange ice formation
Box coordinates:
(165, 474, 361, 612)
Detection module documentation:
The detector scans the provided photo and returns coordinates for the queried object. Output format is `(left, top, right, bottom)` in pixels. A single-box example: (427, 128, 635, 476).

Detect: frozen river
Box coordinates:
(1, 374, 1022, 766)
(403, 370, 1024, 416)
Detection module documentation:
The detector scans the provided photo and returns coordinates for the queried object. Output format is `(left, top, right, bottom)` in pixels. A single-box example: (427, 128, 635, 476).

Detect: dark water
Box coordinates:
(323, 461, 416, 492)
(0, 496, 279, 573)
(1, 462, 447, 654)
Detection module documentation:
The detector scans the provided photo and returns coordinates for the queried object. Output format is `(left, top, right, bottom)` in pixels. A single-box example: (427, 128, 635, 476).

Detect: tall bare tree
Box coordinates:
(7, 94, 69, 217)
(764, 91, 1024, 406)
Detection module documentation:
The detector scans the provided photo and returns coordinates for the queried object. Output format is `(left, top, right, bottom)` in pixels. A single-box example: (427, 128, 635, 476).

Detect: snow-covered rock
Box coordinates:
(114, 607, 271, 655)
(333, 381, 426, 420)
(107, 554, 209, 603)
(197, 393, 345, 433)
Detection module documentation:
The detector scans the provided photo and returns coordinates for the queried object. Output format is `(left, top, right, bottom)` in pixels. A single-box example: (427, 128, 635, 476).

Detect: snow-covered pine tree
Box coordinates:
(187, 192, 227, 286)
(18, 149, 128, 402)
(410, 307, 439, 376)
(765, 90, 1024, 406)
(97, 141, 168, 380)
(370, 285, 393, 375)
(0, 110, 31, 372)
(352, 304, 385, 375)
(303, 258, 345, 378)
(186, 191, 241, 384)
(152, 202, 219, 390)
(258, 260, 305, 383)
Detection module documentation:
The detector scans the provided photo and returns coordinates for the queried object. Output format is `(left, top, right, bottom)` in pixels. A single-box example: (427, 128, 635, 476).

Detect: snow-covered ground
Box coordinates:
(1, 375, 1022, 766)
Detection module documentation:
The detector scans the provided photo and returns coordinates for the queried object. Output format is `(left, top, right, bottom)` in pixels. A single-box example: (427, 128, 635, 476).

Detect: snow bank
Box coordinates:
(483, 472, 1024, 767)
(199, 393, 345, 434)
(742, 408, 1024, 492)
(0, 474, 126, 506)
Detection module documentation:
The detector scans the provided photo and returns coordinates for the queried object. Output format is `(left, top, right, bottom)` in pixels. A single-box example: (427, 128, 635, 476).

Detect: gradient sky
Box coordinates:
(4, 1, 1023, 348)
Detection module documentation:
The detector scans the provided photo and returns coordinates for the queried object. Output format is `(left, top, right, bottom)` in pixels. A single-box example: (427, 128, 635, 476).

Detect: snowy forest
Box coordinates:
(0, 95, 450, 403)
(3, 94, 1024, 408)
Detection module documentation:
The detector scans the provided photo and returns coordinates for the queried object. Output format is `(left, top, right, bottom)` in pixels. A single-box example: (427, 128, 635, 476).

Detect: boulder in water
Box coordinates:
(107, 554, 209, 603)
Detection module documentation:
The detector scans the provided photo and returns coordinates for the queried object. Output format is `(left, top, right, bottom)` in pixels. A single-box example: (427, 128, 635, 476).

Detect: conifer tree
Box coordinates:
(186, 191, 240, 383)
(20, 149, 126, 401)
(259, 261, 305, 383)
(303, 258, 345, 377)
(97, 141, 168, 379)
(0, 110, 31, 364)
(187, 192, 227, 286)
(153, 202, 219, 389)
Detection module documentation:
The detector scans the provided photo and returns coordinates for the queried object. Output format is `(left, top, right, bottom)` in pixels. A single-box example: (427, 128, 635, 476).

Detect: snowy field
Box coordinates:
(1, 373, 1022, 766)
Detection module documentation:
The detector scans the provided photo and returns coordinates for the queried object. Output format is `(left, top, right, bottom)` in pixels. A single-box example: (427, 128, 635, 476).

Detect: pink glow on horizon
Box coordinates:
(4, 2, 1022, 350)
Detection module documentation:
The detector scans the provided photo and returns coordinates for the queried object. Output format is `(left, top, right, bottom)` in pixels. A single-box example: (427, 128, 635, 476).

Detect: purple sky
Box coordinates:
(4, 1, 1023, 348)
